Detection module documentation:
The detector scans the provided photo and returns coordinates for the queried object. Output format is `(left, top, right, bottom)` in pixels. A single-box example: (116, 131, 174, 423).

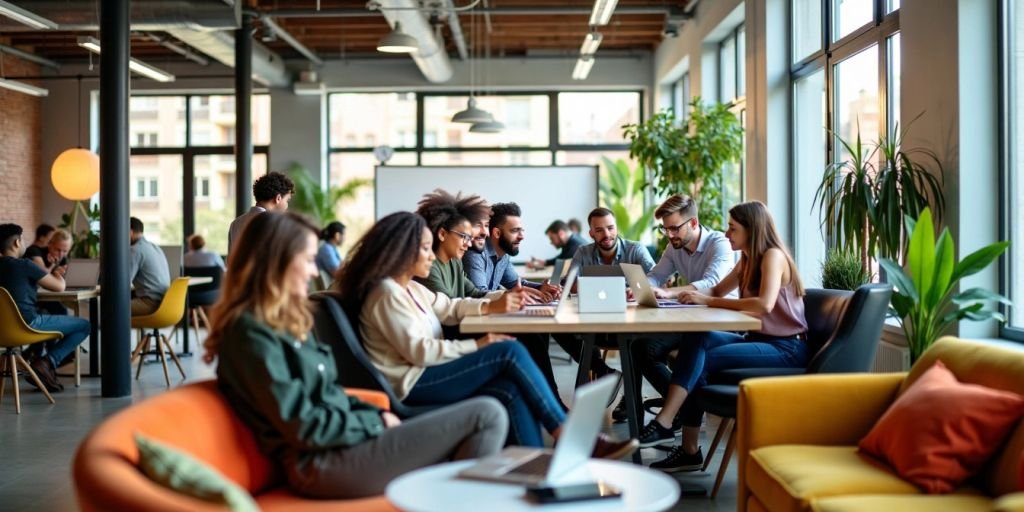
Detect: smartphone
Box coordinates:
(525, 481, 622, 503)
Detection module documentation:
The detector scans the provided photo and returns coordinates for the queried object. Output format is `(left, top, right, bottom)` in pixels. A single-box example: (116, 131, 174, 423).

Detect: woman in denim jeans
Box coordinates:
(337, 212, 637, 458)
(639, 201, 810, 472)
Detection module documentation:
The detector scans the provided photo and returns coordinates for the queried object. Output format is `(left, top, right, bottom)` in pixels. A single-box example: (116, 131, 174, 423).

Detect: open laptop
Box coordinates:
(620, 263, 705, 309)
(458, 375, 619, 485)
(495, 268, 577, 318)
(63, 259, 101, 290)
(577, 276, 627, 313)
(548, 258, 567, 284)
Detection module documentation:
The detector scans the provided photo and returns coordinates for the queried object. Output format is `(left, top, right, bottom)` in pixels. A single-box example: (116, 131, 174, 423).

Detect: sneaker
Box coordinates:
(638, 420, 675, 448)
(650, 446, 704, 473)
(611, 396, 628, 423)
(592, 433, 639, 460)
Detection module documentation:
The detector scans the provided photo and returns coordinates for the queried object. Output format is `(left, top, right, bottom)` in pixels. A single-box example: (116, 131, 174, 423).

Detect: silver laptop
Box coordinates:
(458, 375, 619, 485)
(495, 269, 577, 318)
(63, 259, 100, 290)
(620, 263, 705, 308)
(577, 276, 627, 313)
(548, 258, 567, 284)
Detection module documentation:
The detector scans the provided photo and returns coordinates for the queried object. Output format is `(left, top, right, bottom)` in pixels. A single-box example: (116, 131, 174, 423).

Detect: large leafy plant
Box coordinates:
(287, 163, 370, 226)
(622, 97, 743, 230)
(813, 119, 945, 271)
(598, 156, 654, 242)
(59, 201, 100, 258)
(880, 208, 1010, 361)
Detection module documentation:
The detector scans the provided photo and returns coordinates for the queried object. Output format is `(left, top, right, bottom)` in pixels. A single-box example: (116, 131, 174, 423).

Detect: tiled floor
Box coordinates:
(0, 336, 738, 511)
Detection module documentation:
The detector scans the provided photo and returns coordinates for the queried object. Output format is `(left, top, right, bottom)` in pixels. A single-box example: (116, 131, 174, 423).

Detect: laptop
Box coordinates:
(620, 263, 706, 309)
(548, 259, 567, 284)
(457, 375, 619, 485)
(63, 259, 100, 290)
(495, 268, 577, 318)
(579, 264, 624, 278)
(576, 276, 627, 313)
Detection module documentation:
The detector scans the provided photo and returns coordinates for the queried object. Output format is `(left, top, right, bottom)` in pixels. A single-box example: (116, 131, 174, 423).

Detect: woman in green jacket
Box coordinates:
(204, 211, 508, 499)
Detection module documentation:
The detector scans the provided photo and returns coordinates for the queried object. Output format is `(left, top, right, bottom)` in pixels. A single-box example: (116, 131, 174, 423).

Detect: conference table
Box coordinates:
(38, 276, 213, 377)
(461, 299, 760, 463)
(513, 264, 563, 283)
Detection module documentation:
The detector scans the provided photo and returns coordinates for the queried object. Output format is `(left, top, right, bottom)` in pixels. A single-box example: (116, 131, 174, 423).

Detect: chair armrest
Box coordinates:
(711, 367, 804, 384)
(995, 492, 1024, 512)
(346, 388, 390, 410)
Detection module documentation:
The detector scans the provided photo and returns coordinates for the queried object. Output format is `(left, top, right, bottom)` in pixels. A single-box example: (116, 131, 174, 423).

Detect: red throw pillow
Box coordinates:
(858, 360, 1024, 494)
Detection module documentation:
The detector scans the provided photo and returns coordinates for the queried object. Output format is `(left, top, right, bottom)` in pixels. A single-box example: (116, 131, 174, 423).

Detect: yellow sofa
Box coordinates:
(736, 336, 1024, 512)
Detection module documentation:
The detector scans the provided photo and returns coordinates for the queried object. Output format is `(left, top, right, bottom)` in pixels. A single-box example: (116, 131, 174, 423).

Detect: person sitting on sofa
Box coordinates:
(204, 211, 510, 499)
(336, 211, 638, 457)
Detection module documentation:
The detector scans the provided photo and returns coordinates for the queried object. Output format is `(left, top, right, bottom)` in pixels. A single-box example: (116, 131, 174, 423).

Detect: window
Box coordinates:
(793, 0, 823, 63)
(129, 96, 185, 147)
(189, 95, 270, 146)
(1005, 0, 1024, 336)
(195, 177, 210, 198)
(670, 72, 691, 122)
(134, 132, 158, 147)
(793, 69, 828, 287)
(134, 178, 160, 199)
(424, 94, 550, 148)
(558, 92, 640, 145)
(719, 24, 747, 220)
(329, 93, 417, 149)
(833, 0, 874, 42)
(834, 46, 880, 162)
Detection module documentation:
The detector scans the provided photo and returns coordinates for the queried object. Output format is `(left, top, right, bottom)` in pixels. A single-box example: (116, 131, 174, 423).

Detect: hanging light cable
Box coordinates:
(452, 7, 492, 124)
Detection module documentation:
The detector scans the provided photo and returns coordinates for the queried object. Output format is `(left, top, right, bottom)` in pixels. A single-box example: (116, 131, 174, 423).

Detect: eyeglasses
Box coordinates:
(657, 218, 694, 235)
(446, 228, 474, 244)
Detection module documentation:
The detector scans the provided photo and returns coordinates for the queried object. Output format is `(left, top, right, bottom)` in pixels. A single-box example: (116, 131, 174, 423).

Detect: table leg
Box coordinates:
(616, 334, 642, 464)
(88, 296, 100, 377)
(180, 293, 192, 357)
(575, 334, 595, 387)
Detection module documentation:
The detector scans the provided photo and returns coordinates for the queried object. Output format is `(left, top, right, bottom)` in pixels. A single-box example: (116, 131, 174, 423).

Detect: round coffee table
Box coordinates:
(386, 459, 680, 512)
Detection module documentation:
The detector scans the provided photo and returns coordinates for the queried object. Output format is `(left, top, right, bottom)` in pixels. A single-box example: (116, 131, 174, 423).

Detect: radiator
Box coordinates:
(873, 328, 912, 372)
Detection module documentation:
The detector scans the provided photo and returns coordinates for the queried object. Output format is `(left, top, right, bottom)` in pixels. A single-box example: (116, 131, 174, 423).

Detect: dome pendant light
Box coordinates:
(376, 21, 419, 54)
(469, 119, 505, 133)
(452, 97, 492, 124)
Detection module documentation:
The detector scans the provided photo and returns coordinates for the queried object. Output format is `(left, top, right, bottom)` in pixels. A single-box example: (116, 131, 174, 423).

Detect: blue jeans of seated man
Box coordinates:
(29, 314, 91, 368)
(670, 330, 809, 428)
(404, 341, 567, 447)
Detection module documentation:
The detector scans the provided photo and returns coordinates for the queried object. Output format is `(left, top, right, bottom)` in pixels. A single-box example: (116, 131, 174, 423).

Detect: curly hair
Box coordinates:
(253, 171, 296, 203)
(489, 202, 522, 230)
(416, 189, 471, 251)
(334, 212, 427, 304)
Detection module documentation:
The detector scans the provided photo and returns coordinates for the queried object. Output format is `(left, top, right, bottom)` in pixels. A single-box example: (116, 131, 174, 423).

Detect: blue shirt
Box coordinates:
(568, 237, 655, 277)
(316, 242, 342, 276)
(646, 225, 735, 290)
(464, 240, 541, 291)
(544, 232, 587, 266)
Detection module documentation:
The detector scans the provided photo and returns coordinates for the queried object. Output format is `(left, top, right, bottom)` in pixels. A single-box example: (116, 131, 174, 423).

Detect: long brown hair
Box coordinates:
(729, 201, 805, 297)
(203, 212, 319, 363)
(334, 211, 427, 304)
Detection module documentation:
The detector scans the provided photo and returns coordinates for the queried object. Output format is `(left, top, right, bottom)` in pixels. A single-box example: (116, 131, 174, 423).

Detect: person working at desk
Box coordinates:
(641, 201, 809, 472)
(0, 223, 90, 392)
(207, 211, 510, 499)
(339, 212, 637, 457)
(316, 221, 346, 277)
(624, 195, 735, 422)
(526, 220, 586, 270)
(184, 234, 226, 270)
(24, 228, 73, 315)
(227, 171, 294, 253)
(129, 217, 170, 315)
(463, 202, 559, 302)
(23, 224, 57, 262)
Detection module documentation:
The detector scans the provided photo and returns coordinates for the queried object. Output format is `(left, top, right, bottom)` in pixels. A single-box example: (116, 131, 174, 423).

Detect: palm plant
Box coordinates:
(286, 163, 370, 226)
(598, 156, 654, 241)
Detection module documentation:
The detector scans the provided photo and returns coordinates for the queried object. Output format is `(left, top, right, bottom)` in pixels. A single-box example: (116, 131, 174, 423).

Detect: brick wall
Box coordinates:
(0, 54, 42, 232)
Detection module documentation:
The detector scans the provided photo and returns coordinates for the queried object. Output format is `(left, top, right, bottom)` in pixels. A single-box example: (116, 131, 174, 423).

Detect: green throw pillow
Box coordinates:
(135, 433, 260, 512)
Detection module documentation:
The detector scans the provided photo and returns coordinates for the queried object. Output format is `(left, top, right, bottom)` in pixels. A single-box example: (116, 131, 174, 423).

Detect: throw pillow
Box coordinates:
(858, 360, 1024, 494)
(135, 433, 259, 512)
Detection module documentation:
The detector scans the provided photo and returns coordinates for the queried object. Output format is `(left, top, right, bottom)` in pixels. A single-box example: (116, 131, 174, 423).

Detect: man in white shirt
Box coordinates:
(227, 171, 294, 253)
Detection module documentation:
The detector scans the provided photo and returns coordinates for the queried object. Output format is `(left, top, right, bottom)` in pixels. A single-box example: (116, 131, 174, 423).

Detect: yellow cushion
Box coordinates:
(747, 446, 919, 512)
(811, 495, 993, 512)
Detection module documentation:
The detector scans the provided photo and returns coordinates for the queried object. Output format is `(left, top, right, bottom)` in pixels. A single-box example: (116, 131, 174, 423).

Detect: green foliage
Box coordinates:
(598, 157, 654, 242)
(59, 201, 100, 259)
(880, 208, 1010, 361)
(286, 163, 371, 226)
(622, 97, 744, 230)
(821, 248, 871, 291)
(813, 118, 945, 271)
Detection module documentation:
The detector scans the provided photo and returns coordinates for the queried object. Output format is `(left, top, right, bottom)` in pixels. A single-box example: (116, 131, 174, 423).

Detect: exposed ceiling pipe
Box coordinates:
(267, 6, 678, 18)
(441, 0, 468, 60)
(261, 16, 324, 66)
(142, 32, 209, 66)
(165, 27, 290, 87)
(0, 42, 60, 69)
(376, 0, 453, 83)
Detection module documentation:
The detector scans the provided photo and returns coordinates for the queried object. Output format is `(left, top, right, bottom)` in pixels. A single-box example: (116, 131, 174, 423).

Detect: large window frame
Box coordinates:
(128, 93, 270, 246)
(720, 24, 747, 220)
(1000, 0, 1023, 340)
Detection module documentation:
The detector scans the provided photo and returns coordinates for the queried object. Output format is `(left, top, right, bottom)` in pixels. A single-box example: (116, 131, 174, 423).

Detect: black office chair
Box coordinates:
(310, 292, 440, 419)
(183, 265, 223, 343)
(691, 284, 893, 498)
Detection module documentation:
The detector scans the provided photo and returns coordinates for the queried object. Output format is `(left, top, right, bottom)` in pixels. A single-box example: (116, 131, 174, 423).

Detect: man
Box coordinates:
(0, 223, 90, 392)
(464, 202, 560, 302)
(527, 220, 587, 270)
(129, 217, 171, 316)
(24, 224, 55, 260)
(25, 228, 73, 315)
(633, 196, 736, 443)
(227, 171, 295, 253)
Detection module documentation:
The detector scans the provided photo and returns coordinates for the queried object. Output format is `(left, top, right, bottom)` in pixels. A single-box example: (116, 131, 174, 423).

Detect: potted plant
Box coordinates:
(622, 97, 743, 230)
(59, 202, 100, 258)
(821, 248, 872, 291)
(880, 208, 1010, 361)
(598, 156, 654, 243)
(813, 118, 945, 272)
(286, 163, 370, 226)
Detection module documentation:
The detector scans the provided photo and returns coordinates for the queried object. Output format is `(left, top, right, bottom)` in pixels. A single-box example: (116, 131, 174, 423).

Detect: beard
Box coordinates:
(669, 237, 684, 249)
(498, 235, 520, 256)
(469, 239, 485, 253)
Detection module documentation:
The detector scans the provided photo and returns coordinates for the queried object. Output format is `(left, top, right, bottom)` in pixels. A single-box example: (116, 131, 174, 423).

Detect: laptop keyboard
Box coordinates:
(522, 307, 555, 317)
(506, 453, 553, 476)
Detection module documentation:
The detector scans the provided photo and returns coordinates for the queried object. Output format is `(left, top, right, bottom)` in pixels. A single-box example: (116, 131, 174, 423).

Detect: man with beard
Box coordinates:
(527, 220, 587, 270)
(628, 195, 736, 437)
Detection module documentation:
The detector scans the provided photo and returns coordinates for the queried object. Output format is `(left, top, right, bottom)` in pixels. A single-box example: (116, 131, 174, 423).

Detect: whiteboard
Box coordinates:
(375, 165, 599, 263)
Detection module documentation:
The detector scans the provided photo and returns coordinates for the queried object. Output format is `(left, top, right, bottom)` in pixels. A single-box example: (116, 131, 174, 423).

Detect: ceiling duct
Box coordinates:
(165, 27, 289, 87)
(376, 0, 453, 83)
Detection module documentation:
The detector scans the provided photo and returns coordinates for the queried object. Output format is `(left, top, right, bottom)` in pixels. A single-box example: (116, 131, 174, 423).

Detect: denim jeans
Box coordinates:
(404, 341, 567, 447)
(631, 333, 686, 397)
(29, 314, 91, 367)
(671, 330, 809, 427)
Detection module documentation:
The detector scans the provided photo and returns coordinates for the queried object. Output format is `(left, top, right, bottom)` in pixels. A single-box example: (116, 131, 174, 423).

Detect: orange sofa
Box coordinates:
(73, 380, 398, 511)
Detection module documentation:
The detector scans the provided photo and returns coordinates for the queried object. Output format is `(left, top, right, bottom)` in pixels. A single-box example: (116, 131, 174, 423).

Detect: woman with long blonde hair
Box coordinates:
(640, 201, 810, 472)
(205, 211, 508, 499)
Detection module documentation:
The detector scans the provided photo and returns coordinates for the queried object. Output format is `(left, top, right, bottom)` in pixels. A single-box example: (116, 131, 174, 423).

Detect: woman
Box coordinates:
(316, 221, 346, 276)
(414, 194, 498, 301)
(183, 234, 226, 270)
(640, 201, 809, 472)
(205, 211, 509, 499)
(336, 211, 636, 456)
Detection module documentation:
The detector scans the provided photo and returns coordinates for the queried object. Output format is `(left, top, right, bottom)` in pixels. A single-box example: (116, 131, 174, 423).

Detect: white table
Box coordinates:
(386, 459, 680, 512)
(515, 265, 558, 282)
